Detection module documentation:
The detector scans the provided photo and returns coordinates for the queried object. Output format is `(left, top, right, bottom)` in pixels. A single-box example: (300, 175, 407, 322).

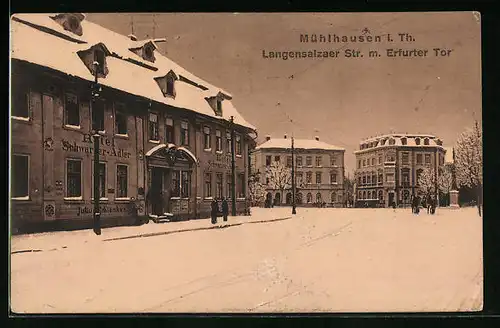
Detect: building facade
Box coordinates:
(10, 14, 256, 233)
(353, 134, 446, 207)
(251, 135, 346, 207)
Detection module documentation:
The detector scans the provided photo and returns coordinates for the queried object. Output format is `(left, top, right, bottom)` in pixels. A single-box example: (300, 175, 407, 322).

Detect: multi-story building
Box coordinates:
(252, 135, 345, 207)
(353, 133, 447, 207)
(10, 13, 256, 233)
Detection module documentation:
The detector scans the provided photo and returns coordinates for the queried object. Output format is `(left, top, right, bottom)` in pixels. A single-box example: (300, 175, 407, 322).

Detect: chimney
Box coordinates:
(315, 136, 320, 141)
(266, 135, 271, 141)
(284, 134, 287, 139)
(128, 34, 138, 41)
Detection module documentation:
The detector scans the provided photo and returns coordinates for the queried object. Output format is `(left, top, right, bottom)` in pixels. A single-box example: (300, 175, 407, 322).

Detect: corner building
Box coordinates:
(10, 14, 256, 232)
(353, 134, 446, 207)
(252, 135, 346, 207)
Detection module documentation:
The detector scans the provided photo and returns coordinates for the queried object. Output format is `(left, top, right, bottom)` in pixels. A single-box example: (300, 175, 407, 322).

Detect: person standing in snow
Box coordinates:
(211, 198, 218, 225)
(221, 197, 229, 223)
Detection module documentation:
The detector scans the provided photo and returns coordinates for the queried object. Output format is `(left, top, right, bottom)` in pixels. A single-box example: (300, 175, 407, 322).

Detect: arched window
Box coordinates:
(306, 193, 312, 203)
(331, 191, 337, 203)
(389, 138, 395, 145)
(316, 193, 322, 203)
(274, 192, 281, 205)
(286, 192, 292, 205)
(362, 191, 366, 199)
(401, 137, 407, 145)
(358, 191, 362, 199)
(424, 138, 430, 145)
(415, 138, 421, 145)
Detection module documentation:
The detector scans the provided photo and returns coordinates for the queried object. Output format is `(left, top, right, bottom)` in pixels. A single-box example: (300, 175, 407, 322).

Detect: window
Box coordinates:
(367, 175, 371, 184)
(316, 156, 322, 167)
(358, 177, 362, 185)
(362, 176, 366, 185)
(416, 154, 423, 164)
(401, 168, 410, 187)
(402, 152, 409, 165)
(166, 76, 175, 97)
(371, 158, 375, 166)
(358, 160, 361, 169)
(66, 159, 82, 197)
(316, 172, 322, 184)
(274, 155, 280, 163)
(330, 172, 337, 184)
(226, 131, 232, 152)
(238, 173, 245, 198)
(297, 172, 303, 184)
(286, 156, 292, 168)
(378, 173, 383, 184)
(425, 154, 431, 164)
(216, 173, 223, 199)
(386, 173, 395, 183)
(93, 162, 106, 199)
(381, 139, 386, 146)
(116, 165, 128, 198)
(165, 118, 174, 143)
(401, 137, 407, 145)
(149, 113, 159, 141)
(12, 89, 29, 119)
(363, 191, 367, 199)
(331, 192, 336, 203)
(306, 156, 312, 166)
(226, 174, 232, 198)
(306, 172, 312, 184)
(265, 155, 271, 166)
(181, 171, 190, 198)
(378, 156, 382, 164)
(372, 174, 377, 186)
(171, 171, 180, 197)
(203, 126, 211, 150)
(297, 156, 303, 167)
(115, 105, 128, 135)
(64, 93, 80, 127)
(424, 138, 430, 145)
(236, 135, 242, 156)
(11, 154, 29, 198)
(94, 50, 105, 74)
(216, 99, 222, 115)
(389, 138, 395, 145)
(91, 100, 104, 132)
(316, 193, 322, 203)
(181, 121, 189, 146)
(362, 159, 366, 167)
(330, 155, 337, 166)
(358, 191, 362, 199)
(307, 193, 312, 203)
(386, 154, 395, 162)
(216, 130, 222, 152)
(204, 173, 212, 198)
(415, 138, 421, 145)
(378, 190, 383, 200)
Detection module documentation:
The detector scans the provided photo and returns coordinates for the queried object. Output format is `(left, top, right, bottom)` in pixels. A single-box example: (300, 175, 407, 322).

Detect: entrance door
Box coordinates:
(388, 192, 394, 207)
(150, 167, 164, 215)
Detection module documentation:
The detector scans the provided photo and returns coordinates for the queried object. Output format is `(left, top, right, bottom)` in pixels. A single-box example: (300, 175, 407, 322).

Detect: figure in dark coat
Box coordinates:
(222, 197, 229, 222)
(211, 199, 219, 224)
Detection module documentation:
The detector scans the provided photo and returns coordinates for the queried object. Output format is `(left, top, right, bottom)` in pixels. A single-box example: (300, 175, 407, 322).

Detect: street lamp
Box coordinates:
(92, 61, 102, 235)
(291, 136, 296, 214)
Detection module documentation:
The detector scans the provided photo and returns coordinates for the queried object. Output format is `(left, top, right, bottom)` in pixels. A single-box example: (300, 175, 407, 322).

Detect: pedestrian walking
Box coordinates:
(222, 197, 229, 224)
(426, 194, 432, 214)
(415, 195, 421, 214)
(211, 198, 219, 225)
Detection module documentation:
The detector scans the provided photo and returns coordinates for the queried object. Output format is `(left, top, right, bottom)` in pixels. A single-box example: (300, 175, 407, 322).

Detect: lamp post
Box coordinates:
(230, 116, 237, 216)
(92, 61, 101, 235)
(291, 136, 296, 214)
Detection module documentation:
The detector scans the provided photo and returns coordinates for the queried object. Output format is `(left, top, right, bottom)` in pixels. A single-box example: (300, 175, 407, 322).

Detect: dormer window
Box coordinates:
(77, 43, 110, 78)
(94, 49, 105, 75)
(129, 41, 159, 63)
(154, 70, 178, 98)
(401, 137, 407, 145)
(389, 138, 395, 145)
(217, 99, 222, 113)
(415, 137, 421, 145)
(381, 139, 386, 146)
(50, 13, 85, 36)
(424, 138, 430, 145)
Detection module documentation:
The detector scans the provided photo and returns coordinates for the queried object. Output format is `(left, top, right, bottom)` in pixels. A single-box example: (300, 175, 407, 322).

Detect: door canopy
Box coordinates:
(145, 143, 199, 166)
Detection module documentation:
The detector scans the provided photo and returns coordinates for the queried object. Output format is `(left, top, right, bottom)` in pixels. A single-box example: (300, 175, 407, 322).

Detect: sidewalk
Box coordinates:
(10, 208, 294, 254)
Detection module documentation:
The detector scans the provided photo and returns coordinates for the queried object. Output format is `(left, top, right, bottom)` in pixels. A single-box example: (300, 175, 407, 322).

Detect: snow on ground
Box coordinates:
(10, 207, 483, 313)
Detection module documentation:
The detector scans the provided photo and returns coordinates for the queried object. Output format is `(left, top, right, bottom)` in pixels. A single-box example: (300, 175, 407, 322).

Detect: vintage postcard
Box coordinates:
(9, 12, 482, 313)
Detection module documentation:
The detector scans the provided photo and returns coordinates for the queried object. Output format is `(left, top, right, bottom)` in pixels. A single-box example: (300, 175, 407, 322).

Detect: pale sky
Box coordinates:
(86, 12, 482, 173)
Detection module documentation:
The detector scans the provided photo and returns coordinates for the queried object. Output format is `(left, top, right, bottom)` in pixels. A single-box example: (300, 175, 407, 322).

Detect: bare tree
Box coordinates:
(438, 165, 454, 206)
(418, 167, 436, 198)
(248, 172, 267, 206)
(455, 121, 483, 216)
(265, 161, 291, 204)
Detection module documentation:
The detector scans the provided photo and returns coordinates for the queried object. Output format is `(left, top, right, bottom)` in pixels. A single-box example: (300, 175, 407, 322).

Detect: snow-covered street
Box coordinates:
(10, 207, 483, 313)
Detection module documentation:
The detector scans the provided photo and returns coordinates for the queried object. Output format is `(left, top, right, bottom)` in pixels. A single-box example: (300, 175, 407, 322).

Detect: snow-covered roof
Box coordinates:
(10, 14, 250, 129)
(354, 133, 445, 154)
(256, 137, 344, 151)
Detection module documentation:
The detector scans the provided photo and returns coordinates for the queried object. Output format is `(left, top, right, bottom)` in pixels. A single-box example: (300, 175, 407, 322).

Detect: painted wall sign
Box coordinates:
(76, 204, 136, 216)
(208, 153, 232, 169)
(61, 136, 132, 158)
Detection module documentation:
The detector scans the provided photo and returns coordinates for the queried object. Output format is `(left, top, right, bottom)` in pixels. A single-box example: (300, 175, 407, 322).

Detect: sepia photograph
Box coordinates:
(9, 12, 483, 313)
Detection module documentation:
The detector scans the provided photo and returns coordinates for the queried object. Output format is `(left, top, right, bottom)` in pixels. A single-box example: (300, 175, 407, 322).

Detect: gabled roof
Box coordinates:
(256, 138, 344, 151)
(10, 13, 251, 129)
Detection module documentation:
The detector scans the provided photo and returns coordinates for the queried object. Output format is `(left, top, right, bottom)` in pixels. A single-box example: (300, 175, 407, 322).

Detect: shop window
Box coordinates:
(149, 113, 159, 141)
(204, 172, 212, 198)
(165, 117, 174, 144)
(203, 126, 211, 150)
(116, 165, 128, 198)
(64, 93, 80, 127)
(66, 159, 82, 198)
(216, 130, 222, 152)
(181, 121, 189, 146)
(11, 154, 29, 199)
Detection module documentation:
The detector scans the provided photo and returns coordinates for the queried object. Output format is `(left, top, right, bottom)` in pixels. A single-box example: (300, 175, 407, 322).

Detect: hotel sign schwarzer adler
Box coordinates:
(61, 133, 132, 158)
